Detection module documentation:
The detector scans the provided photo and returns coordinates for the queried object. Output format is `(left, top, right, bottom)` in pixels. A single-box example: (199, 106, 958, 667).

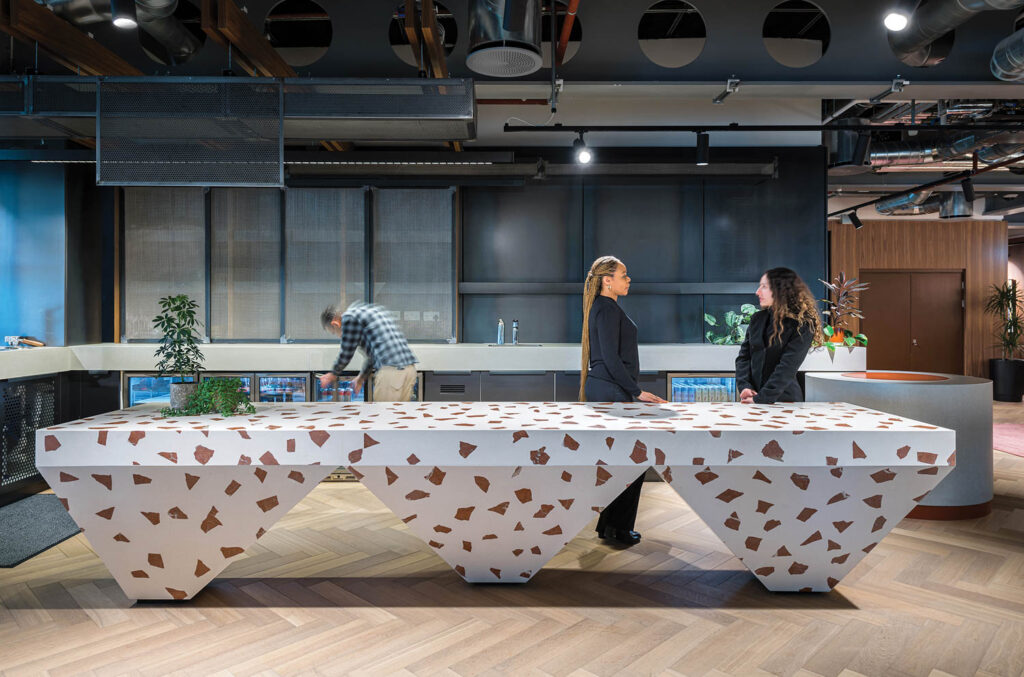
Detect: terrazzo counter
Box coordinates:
(38, 400, 952, 600)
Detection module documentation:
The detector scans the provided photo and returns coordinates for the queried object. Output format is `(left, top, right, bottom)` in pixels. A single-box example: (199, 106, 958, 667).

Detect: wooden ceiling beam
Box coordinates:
(420, 0, 448, 79)
(1, 0, 142, 76)
(215, 0, 296, 77)
(403, 0, 426, 74)
(200, 0, 257, 75)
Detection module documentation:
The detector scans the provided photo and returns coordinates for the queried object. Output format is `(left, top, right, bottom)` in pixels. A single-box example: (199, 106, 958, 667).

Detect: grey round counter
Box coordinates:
(805, 371, 993, 519)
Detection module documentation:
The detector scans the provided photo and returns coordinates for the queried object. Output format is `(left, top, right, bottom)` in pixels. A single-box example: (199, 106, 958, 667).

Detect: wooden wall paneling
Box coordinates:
(829, 219, 1007, 378)
(827, 221, 859, 334)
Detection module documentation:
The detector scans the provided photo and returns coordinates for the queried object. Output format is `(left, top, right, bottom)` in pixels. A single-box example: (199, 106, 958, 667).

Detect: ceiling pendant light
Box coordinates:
(883, 1, 912, 31)
(961, 177, 976, 203)
(573, 134, 592, 164)
(111, 0, 138, 29)
(695, 132, 709, 166)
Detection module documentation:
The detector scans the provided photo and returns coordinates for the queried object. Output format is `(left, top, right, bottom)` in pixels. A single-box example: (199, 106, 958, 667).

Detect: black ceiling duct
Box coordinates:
(466, 0, 543, 77)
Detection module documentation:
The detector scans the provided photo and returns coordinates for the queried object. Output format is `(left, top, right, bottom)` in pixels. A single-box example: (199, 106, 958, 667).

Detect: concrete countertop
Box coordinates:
(0, 342, 865, 380)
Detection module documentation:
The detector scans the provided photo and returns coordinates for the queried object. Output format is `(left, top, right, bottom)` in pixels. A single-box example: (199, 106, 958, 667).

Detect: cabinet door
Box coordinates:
(910, 272, 964, 375)
(480, 372, 555, 402)
(860, 272, 912, 370)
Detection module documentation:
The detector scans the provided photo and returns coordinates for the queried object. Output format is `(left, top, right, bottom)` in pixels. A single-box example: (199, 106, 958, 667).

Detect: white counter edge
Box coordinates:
(0, 343, 865, 380)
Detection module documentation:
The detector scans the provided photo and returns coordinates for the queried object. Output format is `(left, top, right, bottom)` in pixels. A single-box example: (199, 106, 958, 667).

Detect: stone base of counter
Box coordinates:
(908, 501, 992, 520)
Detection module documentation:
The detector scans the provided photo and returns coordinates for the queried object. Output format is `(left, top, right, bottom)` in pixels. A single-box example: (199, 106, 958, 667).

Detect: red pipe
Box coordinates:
(555, 0, 579, 66)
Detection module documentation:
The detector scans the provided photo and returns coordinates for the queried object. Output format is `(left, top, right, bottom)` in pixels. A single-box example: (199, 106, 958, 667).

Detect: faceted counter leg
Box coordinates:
(38, 465, 334, 600)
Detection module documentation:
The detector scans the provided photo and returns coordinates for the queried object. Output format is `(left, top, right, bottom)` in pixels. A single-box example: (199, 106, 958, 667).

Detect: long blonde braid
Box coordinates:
(579, 256, 623, 401)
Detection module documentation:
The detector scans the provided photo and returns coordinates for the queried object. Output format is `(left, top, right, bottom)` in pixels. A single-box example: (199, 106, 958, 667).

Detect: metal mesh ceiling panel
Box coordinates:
(0, 77, 25, 114)
(33, 77, 97, 115)
(98, 78, 283, 187)
(283, 79, 475, 141)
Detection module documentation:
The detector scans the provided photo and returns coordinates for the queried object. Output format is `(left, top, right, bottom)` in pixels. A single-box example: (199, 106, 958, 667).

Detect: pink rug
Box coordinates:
(994, 424, 1024, 459)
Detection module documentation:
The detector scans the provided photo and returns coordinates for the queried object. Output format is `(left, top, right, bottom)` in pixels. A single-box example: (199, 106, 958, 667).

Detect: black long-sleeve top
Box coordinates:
(735, 309, 813, 404)
(588, 295, 642, 398)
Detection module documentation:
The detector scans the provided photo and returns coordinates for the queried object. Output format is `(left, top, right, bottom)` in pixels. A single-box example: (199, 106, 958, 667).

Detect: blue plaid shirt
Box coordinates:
(331, 302, 418, 378)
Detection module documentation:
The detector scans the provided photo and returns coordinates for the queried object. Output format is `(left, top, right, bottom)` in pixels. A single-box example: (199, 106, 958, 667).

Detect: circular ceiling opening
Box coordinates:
(140, 0, 207, 66)
(762, 0, 830, 68)
(389, 2, 458, 70)
(889, 0, 954, 67)
(540, 1, 582, 67)
(264, 0, 332, 67)
(637, 1, 706, 68)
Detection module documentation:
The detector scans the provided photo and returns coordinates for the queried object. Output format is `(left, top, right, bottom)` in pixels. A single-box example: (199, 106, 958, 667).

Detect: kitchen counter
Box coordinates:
(38, 400, 951, 599)
(1, 343, 865, 380)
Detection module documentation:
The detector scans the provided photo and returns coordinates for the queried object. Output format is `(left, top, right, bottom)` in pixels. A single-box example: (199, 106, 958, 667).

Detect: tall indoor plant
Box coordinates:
(153, 294, 205, 410)
(984, 280, 1024, 401)
(820, 272, 869, 354)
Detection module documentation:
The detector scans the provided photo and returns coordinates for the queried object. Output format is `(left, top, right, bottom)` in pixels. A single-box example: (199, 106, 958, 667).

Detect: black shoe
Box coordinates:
(598, 526, 641, 546)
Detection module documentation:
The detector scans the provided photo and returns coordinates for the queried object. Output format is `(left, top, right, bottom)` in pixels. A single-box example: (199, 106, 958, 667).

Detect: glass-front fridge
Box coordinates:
(667, 373, 737, 402)
(122, 373, 197, 407)
(314, 372, 368, 403)
(201, 373, 254, 401)
(256, 374, 309, 403)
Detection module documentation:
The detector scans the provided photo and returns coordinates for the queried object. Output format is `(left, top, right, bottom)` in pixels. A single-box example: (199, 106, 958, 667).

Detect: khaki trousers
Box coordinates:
(372, 365, 418, 402)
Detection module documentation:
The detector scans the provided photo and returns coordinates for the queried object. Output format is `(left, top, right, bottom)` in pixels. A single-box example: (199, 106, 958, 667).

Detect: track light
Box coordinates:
(883, 9, 909, 31)
(695, 132, 709, 166)
(961, 177, 976, 203)
(573, 134, 592, 164)
(111, 0, 137, 29)
(849, 212, 864, 229)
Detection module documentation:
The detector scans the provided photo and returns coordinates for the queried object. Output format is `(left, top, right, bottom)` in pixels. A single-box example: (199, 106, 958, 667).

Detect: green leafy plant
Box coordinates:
(819, 273, 869, 353)
(704, 304, 758, 344)
(161, 378, 255, 418)
(153, 294, 205, 380)
(984, 280, 1024, 360)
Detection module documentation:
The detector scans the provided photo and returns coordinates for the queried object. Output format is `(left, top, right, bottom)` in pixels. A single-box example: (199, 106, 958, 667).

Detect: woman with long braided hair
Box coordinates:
(735, 267, 823, 405)
(580, 255, 666, 546)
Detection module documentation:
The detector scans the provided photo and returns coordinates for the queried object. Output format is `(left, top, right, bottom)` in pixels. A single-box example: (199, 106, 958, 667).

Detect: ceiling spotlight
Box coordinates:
(883, 10, 909, 31)
(111, 0, 138, 29)
(849, 211, 864, 230)
(961, 177, 976, 203)
(573, 134, 592, 164)
(695, 132, 709, 166)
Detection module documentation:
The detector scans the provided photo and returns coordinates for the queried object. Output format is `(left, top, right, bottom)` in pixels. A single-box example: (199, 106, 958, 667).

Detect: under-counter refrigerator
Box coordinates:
(666, 373, 737, 402)
(256, 374, 309, 403)
(122, 373, 197, 408)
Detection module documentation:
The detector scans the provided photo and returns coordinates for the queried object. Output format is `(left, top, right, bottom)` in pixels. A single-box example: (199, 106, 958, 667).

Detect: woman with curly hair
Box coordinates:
(735, 267, 823, 405)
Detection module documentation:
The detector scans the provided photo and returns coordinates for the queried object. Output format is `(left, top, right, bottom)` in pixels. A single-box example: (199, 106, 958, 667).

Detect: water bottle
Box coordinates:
(512, 319, 519, 345)
(497, 318, 505, 345)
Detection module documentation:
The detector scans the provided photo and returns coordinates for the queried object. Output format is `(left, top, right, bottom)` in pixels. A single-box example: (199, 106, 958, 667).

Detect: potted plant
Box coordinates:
(153, 294, 205, 410)
(820, 272, 869, 354)
(984, 280, 1024, 402)
(161, 377, 255, 418)
(704, 304, 758, 344)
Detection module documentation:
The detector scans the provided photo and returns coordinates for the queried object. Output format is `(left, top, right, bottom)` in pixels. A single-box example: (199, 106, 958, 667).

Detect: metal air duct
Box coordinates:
(890, 0, 1024, 67)
(939, 191, 973, 217)
(992, 26, 1024, 80)
(826, 118, 873, 175)
(466, 0, 543, 77)
(875, 189, 941, 215)
(869, 131, 1005, 167)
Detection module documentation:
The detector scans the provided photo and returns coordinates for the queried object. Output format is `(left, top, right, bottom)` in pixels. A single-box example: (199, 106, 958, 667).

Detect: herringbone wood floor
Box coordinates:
(3, 406, 1024, 676)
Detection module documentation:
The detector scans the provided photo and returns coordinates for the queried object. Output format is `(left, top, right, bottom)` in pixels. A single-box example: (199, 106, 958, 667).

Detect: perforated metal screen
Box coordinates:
(97, 78, 283, 187)
(1, 377, 55, 487)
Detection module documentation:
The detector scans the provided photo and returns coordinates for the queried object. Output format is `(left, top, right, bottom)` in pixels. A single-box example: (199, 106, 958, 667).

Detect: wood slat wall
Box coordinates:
(829, 219, 1008, 377)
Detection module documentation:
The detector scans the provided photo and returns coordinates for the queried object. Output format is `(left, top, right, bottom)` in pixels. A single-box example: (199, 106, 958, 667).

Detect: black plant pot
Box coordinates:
(990, 358, 1024, 402)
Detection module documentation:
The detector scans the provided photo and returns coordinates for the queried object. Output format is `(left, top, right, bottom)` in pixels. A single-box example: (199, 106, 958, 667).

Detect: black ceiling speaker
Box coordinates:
(467, 0, 543, 77)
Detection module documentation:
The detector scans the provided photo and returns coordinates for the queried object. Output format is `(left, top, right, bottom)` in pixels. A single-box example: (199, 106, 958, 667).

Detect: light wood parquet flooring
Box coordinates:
(2, 404, 1024, 676)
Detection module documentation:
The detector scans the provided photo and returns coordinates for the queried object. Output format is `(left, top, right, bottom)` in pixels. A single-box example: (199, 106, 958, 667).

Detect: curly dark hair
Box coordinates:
(764, 267, 823, 345)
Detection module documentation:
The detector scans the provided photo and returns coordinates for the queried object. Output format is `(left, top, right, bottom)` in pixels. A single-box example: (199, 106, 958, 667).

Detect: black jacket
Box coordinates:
(588, 295, 641, 398)
(735, 309, 813, 404)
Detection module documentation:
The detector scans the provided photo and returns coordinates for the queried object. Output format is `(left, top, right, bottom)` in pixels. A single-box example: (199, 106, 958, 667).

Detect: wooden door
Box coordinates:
(910, 272, 964, 374)
(860, 272, 911, 370)
(859, 271, 964, 374)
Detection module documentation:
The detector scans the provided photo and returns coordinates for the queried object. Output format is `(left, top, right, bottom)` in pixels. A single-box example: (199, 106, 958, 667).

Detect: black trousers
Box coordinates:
(584, 376, 646, 533)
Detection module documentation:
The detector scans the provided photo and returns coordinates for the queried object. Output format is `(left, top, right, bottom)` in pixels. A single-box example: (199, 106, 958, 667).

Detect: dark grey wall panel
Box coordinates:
(65, 166, 114, 346)
(423, 372, 481, 401)
(616, 295, 703, 344)
(703, 147, 826, 290)
(462, 294, 583, 344)
(585, 182, 702, 282)
(462, 182, 582, 283)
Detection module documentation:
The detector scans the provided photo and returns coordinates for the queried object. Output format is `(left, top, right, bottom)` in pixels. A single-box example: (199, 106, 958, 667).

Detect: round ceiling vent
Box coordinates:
(467, 43, 543, 77)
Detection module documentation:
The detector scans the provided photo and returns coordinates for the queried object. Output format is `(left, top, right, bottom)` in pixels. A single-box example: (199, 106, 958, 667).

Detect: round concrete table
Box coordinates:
(806, 371, 993, 519)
